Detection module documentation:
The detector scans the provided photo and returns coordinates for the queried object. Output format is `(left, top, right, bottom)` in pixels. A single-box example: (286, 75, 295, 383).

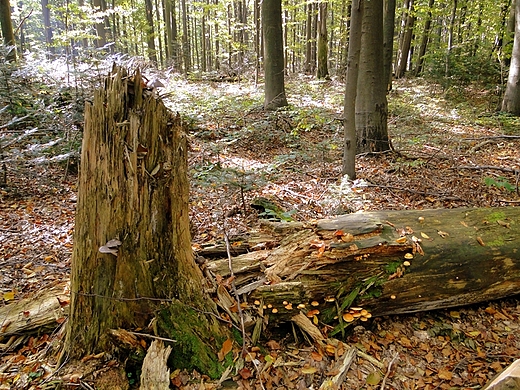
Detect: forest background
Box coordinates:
(1, 0, 520, 389)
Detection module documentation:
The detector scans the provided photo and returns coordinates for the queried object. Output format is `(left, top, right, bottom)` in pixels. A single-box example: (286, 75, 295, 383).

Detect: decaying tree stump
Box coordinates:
(63, 65, 228, 377)
(206, 207, 520, 326)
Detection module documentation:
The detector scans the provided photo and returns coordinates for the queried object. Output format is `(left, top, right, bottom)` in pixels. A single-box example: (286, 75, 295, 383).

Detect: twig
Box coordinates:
(450, 165, 519, 175)
(224, 230, 247, 355)
(127, 331, 177, 343)
(380, 352, 399, 390)
(366, 183, 462, 201)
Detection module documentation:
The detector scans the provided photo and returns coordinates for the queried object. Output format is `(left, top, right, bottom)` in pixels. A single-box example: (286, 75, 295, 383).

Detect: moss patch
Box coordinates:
(156, 301, 227, 379)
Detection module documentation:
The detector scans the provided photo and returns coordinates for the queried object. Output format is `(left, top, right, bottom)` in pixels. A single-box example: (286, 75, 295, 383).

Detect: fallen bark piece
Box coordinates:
(483, 359, 520, 390)
(0, 285, 68, 342)
(140, 340, 172, 390)
(319, 347, 356, 390)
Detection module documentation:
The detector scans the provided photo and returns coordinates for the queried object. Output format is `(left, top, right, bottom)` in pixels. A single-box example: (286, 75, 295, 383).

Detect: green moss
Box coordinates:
(156, 302, 226, 379)
(487, 211, 506, 223)
(486, 238, 505, 248)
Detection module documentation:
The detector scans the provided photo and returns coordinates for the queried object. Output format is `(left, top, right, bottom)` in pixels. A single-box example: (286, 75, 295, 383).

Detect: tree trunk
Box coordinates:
(262, 0, 288, 109)
(394, 0, 415, 79)
(205, 207, 520, 324)
(316, 1, 329, 79)
(383, 0, 396, 91)
(305, 2, 314, 74)
(355, 0, 390, 153)
(63, 66, 227, 377)
(0, 0, 16, 61)
(445, 0, 457, 77)
(40, 0, 53, 56)
(92, 0, 107, 49)
(414, 0, 434, 76)
(181, 0, 191, 74)
(342, 0, 363, 179)
(144, 0, 158, 63)
(502, 0, 520, 114)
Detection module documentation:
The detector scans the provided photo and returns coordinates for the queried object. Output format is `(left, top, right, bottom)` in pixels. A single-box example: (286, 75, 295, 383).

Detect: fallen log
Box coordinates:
(206, 207, 520, 324)
(0, 285, 69, 349)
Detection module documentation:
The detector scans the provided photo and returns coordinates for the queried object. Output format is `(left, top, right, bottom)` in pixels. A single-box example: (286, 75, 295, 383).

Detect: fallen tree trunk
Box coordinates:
(207, 207, 520, 324)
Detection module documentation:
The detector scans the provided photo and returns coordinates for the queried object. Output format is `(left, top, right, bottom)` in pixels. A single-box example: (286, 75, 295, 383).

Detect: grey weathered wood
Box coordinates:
(206, 207, 520, 321)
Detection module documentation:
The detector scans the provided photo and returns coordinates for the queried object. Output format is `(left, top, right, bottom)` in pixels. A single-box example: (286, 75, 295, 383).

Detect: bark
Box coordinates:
(305, 2, 314, 74)
(92, 0, 107, 49)
(414, 0, 434, 76)
(316, 2, 330, 79)
(206, 207, 520, 323)
(41, 0, 53, 55)
(394, 0, 415, 79)
(383, 0, 396, 91)
(144, 0, 158, 63)
(342, 0, 363, 179)
(355, 0, 390, 153)
(181, 0, 191, 74)
(0, 0, 16, 61)
(502, 0, 520, 114)
(262, 0, 288, 109)
(0, 285, 68, 341)
(63, 66, 227, 377)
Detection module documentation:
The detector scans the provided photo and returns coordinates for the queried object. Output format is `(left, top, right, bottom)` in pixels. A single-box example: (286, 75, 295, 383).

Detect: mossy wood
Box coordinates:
(207, 207, 520, 322)
(64, 66, 227, 377)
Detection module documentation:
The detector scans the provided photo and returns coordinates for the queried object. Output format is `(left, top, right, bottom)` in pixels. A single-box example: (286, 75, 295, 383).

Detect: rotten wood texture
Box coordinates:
(140, 340, 172, 390)
(483, 359, 520, 390)
(0, 285, 68, 344)
(206, 207, 520, 321)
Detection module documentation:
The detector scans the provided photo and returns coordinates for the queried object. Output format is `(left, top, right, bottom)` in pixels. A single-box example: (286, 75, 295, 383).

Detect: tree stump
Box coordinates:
(63, 66, 227, 377)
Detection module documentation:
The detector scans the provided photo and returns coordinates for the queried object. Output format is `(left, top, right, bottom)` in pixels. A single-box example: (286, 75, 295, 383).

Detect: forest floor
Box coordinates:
(1, 74, 520, 389)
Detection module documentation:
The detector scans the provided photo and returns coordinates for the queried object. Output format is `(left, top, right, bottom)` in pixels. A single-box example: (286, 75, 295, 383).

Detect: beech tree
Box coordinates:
(0, 0, 16, 61)
(262, 0, 288, 109)
(502, 0, 520, 114)
(342, 0, 363, 179)
(356, 0, 390, 153)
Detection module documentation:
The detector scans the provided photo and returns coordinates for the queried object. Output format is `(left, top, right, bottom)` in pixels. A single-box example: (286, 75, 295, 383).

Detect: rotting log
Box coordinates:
(206, 207, 520, 322)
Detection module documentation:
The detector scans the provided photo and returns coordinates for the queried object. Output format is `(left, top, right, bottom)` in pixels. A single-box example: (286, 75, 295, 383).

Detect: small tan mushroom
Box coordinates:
(311, 301, 320, 307)
(307, 309, 320, 317)
(297, 303, 306, 309)
(342, 313, 355, 322)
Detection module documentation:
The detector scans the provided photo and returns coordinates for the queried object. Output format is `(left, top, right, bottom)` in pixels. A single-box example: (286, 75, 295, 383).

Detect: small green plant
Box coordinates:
(484, 176, 516, 192)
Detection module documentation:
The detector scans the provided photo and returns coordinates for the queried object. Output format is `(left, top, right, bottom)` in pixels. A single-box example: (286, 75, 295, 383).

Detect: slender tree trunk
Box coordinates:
(92, 0, 107, 49)
(262, 0, 288, 109)
(316, 1, 330, 79)
(40, 0, 53, 56)
(201, 5, 207, 72)
(154, 0, 164, 66)
(254, 0, 261, 84)
(181, 0, 191, 74)
(342, 0, 363, 179)
(356, 0, 389, 153)
(305, 2, 313, 74)
(446, 0, 457, 77)
(144, 0, 158, 63)
(394, 0, 415, 79)
(164, 0, 174, 61)
(383, 0, 396, 90)
(414, 0, 434, 76)
(502, 0, 520, 114)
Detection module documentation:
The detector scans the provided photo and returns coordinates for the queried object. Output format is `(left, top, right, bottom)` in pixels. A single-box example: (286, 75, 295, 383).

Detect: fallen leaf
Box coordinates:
(420, 232, 430, 239)
(301, 366, 318, 374)
(311, 351, 323, 361)
(3, 291, 15, 301)
(266, 340, 281, 350)
(366, 371, 381, 385)
(238, 367, 252, 379)
(218, 338, 233, 361)
(437, 230, 449, 238)
(437, 368, 452, 380)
